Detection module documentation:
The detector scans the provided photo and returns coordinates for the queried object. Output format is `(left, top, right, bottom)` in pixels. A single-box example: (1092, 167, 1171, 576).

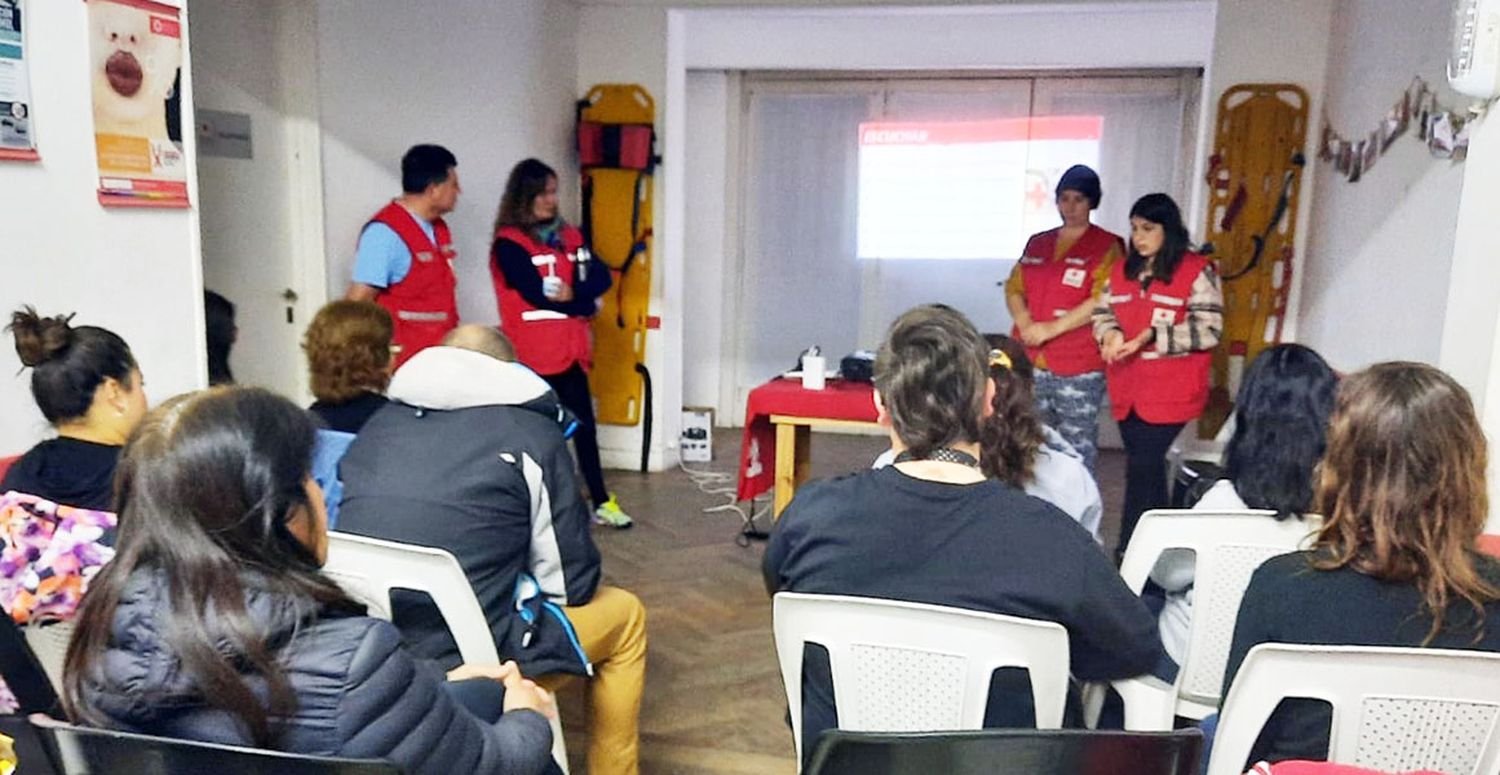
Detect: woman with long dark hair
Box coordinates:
(63, 387, 557, 774)
(1151, 344, 1336, 669)
(1218, 362, 1500, 766)
(2, 307, 146, 512)
(980, 335, 1103, 540)
(1004, 165, 1124, 472)
(490, 158, 631, 528)
(1092, 193, 1223, 561)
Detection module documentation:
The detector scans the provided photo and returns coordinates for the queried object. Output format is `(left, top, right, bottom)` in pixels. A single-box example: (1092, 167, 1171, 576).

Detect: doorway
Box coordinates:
(189, 0, 326, 401)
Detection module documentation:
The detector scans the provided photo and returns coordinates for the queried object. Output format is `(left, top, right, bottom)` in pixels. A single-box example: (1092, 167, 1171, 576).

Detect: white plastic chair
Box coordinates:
(1165, 418, 1234, 495)
(1208, 644, 1500, 775)
(772, 592, 1071, 768)
(24, 619, 75, 692)
(1106, 509, 1318, 729)
(322, 532, 569, 773)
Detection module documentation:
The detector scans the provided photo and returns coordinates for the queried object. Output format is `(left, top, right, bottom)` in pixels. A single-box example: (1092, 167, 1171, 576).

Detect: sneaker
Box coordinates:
(593, 494, 634, 529)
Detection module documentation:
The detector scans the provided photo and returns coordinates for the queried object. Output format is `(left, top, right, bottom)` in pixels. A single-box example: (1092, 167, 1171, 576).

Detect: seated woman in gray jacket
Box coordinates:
(61, 386, 558, 775)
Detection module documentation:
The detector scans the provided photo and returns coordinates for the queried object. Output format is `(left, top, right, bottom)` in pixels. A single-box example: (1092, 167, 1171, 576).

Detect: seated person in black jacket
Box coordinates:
(1219, 361, 1500, 767)
(764, 304, 1162, 766)
(338, 325, 646, 775)
(65, 387, 556, 775)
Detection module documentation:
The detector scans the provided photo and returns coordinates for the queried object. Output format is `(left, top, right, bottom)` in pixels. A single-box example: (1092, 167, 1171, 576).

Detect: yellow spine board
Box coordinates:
(580, 84, 655, 427)
(1199, 84, 1308, 438)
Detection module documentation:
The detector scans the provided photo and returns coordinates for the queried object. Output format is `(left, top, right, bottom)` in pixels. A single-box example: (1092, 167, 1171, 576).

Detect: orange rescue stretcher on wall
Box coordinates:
(1199, 83, 1309, 437)
(577, 84, 658, 461)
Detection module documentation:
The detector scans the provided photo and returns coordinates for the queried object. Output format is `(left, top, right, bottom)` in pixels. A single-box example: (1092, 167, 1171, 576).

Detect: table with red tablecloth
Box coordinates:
(736, 378, 881, 517)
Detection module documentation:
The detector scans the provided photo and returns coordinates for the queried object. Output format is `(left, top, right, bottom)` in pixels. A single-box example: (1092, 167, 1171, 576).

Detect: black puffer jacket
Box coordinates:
(76, 569, 554, 775)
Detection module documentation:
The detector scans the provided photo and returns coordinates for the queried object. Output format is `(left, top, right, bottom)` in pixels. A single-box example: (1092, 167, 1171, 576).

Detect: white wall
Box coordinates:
(681, 72, 731, 412)
(0, 0, 204, 454)
(1297, 0, 1463, 370)
(317, 0, 580, 326)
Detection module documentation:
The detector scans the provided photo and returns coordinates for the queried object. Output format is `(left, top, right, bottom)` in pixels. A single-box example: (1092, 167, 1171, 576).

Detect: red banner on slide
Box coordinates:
(859, 116, 1103, 146)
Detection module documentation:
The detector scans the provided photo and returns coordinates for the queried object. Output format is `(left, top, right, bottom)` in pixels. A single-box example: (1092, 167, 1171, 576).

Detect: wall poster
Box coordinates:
(88, 0, 187, 207)
(0, 0, 37, 161)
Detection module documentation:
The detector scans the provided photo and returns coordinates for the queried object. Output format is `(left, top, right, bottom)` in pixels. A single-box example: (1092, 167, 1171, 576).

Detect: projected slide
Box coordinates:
(857, 117, 1102, 260)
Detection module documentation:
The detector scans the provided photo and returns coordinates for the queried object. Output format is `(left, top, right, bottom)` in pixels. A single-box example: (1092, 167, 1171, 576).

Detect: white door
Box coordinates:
(189, 0, 324, 402)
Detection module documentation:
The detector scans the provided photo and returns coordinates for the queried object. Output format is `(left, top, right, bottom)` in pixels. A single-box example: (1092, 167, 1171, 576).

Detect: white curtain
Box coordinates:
(739, 89, 872, 409)
(733, 74, 1198, 418)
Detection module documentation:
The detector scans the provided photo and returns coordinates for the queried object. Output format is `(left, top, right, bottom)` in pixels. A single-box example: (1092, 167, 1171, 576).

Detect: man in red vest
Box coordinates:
(346, 144, 462, 367)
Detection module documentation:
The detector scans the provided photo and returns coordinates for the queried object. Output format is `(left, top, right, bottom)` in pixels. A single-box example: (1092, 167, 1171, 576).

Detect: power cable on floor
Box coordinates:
(678, 460, 769, 546)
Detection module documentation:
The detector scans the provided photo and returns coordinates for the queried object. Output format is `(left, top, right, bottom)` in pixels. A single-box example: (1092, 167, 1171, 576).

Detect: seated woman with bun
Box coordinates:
(2, 307, 146, 512)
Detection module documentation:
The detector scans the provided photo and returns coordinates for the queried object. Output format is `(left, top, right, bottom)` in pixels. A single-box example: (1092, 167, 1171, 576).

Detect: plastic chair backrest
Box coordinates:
(1209, 644, 1500, 775)
(29, 714, 401, 774)
(1119, 509, 1318, 711)
(773, 592, 1071, 766)
(23, 621, 74, 693)
(321, 532, 499, 663)
(320, 532, 571, 774)
(807, 728, 1203, 775)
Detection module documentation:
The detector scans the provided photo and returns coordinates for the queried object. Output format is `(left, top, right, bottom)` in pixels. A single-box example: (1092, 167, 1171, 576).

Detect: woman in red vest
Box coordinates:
(490, 158, 632, 528)
(1093, 193, 1222, 562)
(1005, 165, 1124, 473)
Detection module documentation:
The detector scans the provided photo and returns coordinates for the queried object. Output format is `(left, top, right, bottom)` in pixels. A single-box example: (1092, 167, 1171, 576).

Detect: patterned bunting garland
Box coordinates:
(1318, 77, 1484, 182)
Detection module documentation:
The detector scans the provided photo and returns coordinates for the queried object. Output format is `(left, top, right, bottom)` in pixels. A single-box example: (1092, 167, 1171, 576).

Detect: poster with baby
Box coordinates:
(87, 0, 187, 207)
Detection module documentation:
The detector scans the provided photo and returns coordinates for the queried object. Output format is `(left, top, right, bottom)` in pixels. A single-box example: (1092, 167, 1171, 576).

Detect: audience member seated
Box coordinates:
(981, 335, 1103, 540)
(1, 307, 146, 515)
(0, 492, 115, 625)
(204, 290, 237, 386)
(64, 387, 558, 775)
(764, 304, 1161, 765)
(304, 300, 394, 434)
(873, 334, 1103, 540)
(1217, 361, 1500, 766)
(338, 325, 646, 775)
(1151, 344, 1336, 673)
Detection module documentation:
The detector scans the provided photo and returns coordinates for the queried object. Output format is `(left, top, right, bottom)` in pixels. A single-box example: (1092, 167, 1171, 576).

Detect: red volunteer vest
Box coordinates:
(491, 224, 593, 376)
(1102, 252, 1213, 424)
(367, 202, 458, 368)
(1011, 224, 1123, 376)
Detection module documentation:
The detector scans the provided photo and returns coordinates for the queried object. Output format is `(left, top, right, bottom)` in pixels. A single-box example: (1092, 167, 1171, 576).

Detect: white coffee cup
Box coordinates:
(802, 355, 826, 390)
(542, 276, 564, 298)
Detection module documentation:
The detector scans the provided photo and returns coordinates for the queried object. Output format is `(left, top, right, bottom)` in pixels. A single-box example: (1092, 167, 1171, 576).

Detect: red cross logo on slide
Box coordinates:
(1025, 176, 1049, 212)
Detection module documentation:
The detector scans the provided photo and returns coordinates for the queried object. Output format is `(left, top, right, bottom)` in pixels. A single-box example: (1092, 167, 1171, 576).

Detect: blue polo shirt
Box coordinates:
(351, 213, 437, 289)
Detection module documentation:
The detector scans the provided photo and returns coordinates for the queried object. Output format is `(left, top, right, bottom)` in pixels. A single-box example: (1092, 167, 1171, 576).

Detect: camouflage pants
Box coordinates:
(1033, 369, 1107, 473)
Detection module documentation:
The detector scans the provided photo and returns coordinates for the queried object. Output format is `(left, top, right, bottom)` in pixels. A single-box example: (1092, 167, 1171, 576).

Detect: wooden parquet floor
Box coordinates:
(555, 429, 1127, 774)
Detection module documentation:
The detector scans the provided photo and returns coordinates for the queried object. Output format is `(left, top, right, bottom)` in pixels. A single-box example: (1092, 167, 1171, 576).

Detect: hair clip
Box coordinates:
(989, 349, 1012, 370)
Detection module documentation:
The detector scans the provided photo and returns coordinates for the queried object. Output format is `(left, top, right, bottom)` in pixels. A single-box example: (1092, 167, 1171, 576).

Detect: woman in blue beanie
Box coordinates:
(1003, 164, 1124, 472)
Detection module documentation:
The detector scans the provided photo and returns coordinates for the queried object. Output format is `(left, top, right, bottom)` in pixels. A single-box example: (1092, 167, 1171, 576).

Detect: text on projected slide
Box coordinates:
(856, 117, 1102, 260)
